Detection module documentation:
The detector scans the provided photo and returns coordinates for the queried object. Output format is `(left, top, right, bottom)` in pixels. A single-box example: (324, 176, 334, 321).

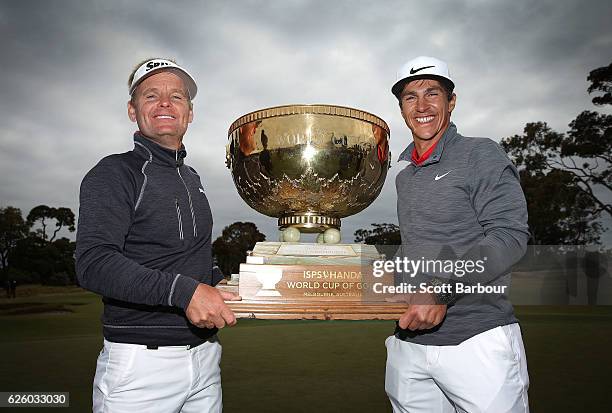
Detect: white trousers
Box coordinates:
(92, 337, 222, 413)
(385, 324, 530, 413)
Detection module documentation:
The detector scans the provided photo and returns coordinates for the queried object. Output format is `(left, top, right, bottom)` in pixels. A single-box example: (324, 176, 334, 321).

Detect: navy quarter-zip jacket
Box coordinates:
(76, 133, 216, 346)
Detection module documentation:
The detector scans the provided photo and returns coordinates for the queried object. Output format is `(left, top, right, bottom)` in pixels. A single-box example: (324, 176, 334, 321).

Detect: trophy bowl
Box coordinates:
(226, 104, 390, 234)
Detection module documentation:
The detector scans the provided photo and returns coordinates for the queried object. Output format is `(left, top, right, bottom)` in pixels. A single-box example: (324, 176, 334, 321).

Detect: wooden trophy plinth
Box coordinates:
(222, 242, 408, 320)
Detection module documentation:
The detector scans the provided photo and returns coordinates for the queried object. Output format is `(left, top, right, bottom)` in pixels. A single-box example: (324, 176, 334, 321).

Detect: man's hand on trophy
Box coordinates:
(186, 284, 241, 329)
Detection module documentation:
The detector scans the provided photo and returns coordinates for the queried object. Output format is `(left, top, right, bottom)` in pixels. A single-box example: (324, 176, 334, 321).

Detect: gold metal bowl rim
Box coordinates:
(227, 103, 391, 137)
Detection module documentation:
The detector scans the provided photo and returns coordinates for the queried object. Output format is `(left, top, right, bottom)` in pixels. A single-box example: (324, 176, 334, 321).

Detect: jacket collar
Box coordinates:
(398, 122, 457, 166)
(133, 132, 187, 167)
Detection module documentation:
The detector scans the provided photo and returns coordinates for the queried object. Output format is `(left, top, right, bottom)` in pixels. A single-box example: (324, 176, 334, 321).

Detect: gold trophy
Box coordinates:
(224, 104, 406, 319)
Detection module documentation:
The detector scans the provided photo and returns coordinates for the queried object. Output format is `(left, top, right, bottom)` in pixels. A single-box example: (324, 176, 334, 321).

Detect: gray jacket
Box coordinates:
(395, 123, 529, 345)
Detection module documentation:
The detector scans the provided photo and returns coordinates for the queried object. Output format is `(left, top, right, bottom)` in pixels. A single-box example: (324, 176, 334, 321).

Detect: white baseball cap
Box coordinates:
(391, 56, 454, 97)
(129, 58, 198, 99)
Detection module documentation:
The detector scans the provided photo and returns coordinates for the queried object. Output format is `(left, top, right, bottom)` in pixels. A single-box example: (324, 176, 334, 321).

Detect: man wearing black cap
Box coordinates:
(385, 56, 531, 412)
(76, 58, 241, 412)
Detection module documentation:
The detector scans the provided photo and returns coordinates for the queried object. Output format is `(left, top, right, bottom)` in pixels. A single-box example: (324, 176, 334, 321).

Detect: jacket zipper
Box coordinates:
(175, 198, 184, 240)
(176, 165, 198, 238)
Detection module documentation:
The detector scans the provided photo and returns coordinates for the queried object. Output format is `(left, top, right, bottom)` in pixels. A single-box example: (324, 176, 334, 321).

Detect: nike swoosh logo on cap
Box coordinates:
(410, 65, 435, 74)
(434, 171, 452, 180)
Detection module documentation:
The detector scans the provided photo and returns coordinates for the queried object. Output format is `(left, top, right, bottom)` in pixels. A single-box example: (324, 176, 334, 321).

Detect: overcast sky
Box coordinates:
(1, 0, 611, 245)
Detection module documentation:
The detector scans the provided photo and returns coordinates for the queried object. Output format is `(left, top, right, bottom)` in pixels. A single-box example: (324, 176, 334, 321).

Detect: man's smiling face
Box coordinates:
(399, 78, 456, 144)
(128, 71, 193, 146)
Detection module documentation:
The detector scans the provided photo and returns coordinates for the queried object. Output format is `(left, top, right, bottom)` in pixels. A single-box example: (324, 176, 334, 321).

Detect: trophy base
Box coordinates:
(227, 299, 408, 320)
(221, 242, 407, 320)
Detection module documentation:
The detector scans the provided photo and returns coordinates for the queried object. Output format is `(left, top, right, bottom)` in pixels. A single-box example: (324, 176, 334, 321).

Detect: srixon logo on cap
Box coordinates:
(146, 61, 172, 71)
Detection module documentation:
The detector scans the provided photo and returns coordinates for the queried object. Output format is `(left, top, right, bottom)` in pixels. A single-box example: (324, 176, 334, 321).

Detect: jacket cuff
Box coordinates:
(426, 276, 459, 305)
(170, 274, 200, 310)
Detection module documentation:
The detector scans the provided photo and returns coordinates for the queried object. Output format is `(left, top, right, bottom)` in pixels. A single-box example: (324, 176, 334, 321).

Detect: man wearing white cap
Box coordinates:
(76, 58, 241, 412)
(385, 56, 531, 412)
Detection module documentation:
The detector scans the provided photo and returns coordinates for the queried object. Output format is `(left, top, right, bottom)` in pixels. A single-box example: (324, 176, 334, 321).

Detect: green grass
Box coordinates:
(0, 288, 611, 412)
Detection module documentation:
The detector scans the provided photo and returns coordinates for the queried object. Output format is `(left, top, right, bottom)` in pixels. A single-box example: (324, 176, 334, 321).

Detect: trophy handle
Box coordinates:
(225, 142, 232, 169)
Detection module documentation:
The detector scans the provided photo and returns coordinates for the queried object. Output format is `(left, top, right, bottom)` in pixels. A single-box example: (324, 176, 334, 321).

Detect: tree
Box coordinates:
(212, 222, 265, 277)
(588, 62, 612, 106)
(8, 235, 49, 282)
(2, 205, 77, 284)
(48, 237, 77, 284)
(49, 207, 76, 242)
(8, 236, 76, 285)
(26, 205, 54, 240)
(26, 205, 76, 241)
(0, 207, 28, 277)
(354, 223, 401, 245)
(502, 118, 611, 218)
(519, 169, 603, 244)
(501, 62, 612, 244)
